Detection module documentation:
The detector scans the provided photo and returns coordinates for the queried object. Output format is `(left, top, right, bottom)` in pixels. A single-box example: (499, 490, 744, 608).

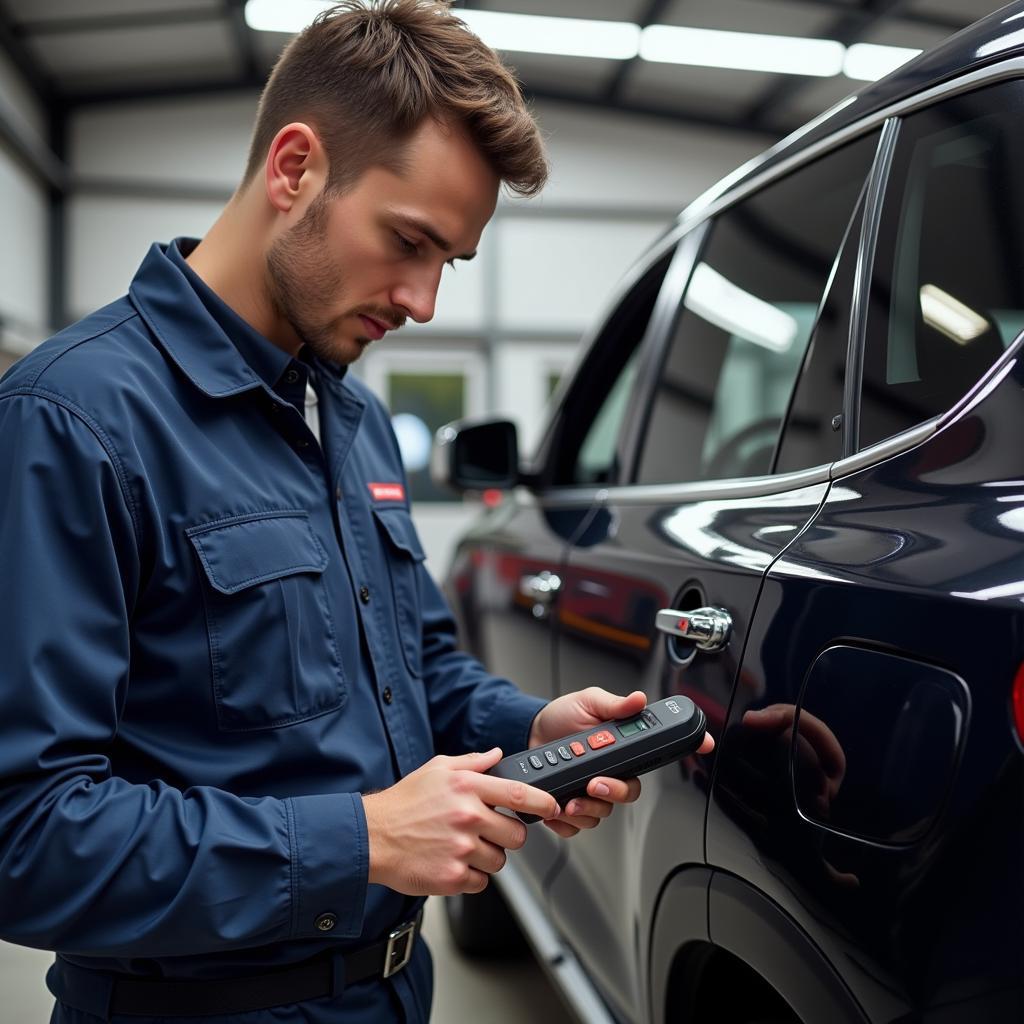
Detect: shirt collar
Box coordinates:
(128, 238, 351, 398)
(168, 238, 292, 392)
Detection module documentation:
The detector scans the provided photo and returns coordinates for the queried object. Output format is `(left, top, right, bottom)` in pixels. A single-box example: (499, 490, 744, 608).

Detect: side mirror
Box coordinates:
(431, 418, 519, 493)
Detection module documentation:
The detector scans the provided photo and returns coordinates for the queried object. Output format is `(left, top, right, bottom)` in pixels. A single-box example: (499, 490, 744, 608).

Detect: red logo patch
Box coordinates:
(368, 482, 406, 502)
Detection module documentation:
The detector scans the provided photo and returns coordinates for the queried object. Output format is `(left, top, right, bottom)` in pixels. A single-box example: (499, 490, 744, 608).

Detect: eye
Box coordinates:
(394, 232, 418, 255)
(445, 258, 457, 271)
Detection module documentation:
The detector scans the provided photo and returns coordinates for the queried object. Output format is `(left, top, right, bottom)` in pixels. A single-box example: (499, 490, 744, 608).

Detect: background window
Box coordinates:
(388, 371, 466, 503)
(860, 81, 1024, 450)
(636, 130, 881, 485)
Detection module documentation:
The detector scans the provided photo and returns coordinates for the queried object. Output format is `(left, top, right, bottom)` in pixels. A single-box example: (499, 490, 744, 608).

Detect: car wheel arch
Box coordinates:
(648, 868, 868, 1024)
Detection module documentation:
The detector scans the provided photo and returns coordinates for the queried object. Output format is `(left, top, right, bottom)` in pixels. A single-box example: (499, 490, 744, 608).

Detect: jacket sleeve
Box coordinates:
(0, 392, 367, 957)
(417, 562, 547, 758)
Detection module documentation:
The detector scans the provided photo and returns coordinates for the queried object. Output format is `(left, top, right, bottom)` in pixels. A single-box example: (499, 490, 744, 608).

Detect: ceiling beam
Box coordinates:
(601, 0, 672, 105)
(744, 0, 908, 133)
(527, 85, 784, 141)
(62, 75, 265, 110)
(0, 2, 53, 104)
(12, 6, 226, 37)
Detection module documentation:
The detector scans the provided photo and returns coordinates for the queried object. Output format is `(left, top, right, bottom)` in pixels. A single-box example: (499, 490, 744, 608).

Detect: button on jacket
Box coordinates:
(0, 240, 545, 1023)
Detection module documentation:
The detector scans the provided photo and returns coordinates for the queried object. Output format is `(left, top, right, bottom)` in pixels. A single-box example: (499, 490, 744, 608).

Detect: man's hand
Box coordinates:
(529, 688, 715, 838)
(362, 748, 560, 896)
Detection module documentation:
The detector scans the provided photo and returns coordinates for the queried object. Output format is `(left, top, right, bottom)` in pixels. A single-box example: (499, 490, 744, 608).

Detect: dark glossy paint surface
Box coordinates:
(706, 355, 1024, 1021)
(446, 494, 585, 893)
(545, 481, 828, 1022)
(445, 12, 1024, 1021)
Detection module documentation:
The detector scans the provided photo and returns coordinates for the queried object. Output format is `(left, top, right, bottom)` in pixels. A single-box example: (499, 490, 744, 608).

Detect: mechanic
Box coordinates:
(0, 2, 715, 1022)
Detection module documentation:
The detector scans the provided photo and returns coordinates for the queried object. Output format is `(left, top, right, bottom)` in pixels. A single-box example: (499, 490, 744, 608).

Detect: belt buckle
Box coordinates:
(383, 919, 416, 979)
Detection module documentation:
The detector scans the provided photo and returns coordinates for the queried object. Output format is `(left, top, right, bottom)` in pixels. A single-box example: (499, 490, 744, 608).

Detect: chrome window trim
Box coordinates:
(845, 116, 901, 457)
(831, 330, 1024, 479)
(538, 464, 831, 509)
(829, 418, 939, 479)
(525, 57, 1024, 511)
(666, 56, 1024, 250)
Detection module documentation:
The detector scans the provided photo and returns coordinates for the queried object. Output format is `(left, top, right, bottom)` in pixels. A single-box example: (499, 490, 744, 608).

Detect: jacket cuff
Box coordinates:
(487, 689, 548, 757)
(285, 792, 368, 940)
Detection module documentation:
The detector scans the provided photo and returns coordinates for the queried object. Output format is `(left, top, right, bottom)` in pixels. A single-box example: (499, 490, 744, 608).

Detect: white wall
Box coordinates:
(0, 48, 49, 353)
(64, 92, 772, 566)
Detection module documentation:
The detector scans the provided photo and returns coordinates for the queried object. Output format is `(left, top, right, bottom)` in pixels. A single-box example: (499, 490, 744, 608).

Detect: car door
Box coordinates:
(447, 245, 677, 893)
(542, 128, 884, 1023)
(707, 80, 1024, 1024)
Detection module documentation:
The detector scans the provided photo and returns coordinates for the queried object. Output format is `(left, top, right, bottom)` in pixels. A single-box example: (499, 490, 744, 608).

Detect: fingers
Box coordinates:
(471, 773, 561, 821)
(578, 686, 647, 723)
(544, 818, 580, 839)
(443, 747, 504, 771)
(478, 808, 529, 852)
(462, 867, 490, 894)
(586, 776, 641, 804)
(467, 837, 508, 876)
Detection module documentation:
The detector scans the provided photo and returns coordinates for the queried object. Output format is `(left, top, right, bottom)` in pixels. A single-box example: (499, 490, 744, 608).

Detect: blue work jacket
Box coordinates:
(0, 240, 545, 1023)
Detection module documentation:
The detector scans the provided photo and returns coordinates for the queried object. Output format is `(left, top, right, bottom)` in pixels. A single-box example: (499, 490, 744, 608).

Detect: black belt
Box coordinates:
(52, 911, 422, 1019)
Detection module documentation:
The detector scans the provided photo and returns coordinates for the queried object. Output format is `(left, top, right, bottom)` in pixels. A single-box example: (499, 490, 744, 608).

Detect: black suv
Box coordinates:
(432, 6, 1024, 1024)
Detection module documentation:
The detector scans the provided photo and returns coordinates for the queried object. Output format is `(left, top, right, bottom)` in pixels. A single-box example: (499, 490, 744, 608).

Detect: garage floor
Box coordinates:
(0, 896, 567, 1022)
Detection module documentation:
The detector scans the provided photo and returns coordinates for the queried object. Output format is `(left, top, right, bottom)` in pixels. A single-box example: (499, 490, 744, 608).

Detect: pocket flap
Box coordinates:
(372, 506, 426, 561)
(187, 512, 328, 595)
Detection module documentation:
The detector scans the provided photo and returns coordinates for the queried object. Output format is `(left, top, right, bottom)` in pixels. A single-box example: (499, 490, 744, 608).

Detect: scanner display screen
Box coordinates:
(617, 718, 648, 738)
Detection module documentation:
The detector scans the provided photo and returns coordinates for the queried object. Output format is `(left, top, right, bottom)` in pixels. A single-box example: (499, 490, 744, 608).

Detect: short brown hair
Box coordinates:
(243, 0, 547, 197)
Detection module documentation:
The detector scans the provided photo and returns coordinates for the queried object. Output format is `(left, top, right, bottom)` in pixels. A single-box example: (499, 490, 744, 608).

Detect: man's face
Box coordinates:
(266, 118, 499, 365)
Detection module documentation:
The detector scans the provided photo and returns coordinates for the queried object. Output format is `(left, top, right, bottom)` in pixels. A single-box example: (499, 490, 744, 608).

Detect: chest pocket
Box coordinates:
(187, 511, 346, 731)
(372, 506, 426, 676)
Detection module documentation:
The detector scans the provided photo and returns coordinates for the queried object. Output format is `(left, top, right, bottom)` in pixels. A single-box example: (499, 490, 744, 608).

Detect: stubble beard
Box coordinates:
(265, 193, 367, 365)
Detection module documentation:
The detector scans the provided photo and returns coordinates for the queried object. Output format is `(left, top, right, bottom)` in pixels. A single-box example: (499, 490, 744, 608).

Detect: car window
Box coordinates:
(635, 130, 881, 486)
(775, 189, 867, 474)
(548, 250, 673, 487)
(859, 81, 1024, 451)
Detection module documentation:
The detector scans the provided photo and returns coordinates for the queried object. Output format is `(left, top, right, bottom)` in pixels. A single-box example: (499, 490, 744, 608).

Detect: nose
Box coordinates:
(391, 267, 441, 324)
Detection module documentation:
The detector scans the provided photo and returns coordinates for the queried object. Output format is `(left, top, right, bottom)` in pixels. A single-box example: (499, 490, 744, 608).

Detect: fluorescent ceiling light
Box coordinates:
(245, 2, 640, 59)
(459, 10, 640, 60)
(685, 262, 798, 353)
(640, 25, 844, 77)
(843, 42, 921, 81)
(244, 4, 924, 87)
(920, 284, 990, 345)
(245, 0, 330, 33)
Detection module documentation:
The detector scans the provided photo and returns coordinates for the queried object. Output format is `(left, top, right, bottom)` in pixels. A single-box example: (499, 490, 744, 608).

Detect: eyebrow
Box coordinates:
(393, 213, 477, 262)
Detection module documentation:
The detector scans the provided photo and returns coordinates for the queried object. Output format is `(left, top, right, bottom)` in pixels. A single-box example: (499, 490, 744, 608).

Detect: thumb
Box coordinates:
(582, 688, 647, 722)
(448, 746, 503, 772)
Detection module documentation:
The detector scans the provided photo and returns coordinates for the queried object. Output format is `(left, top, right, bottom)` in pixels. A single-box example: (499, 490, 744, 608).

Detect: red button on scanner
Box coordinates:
(569, 741, 586, 757)
(587, 730, 616, 750)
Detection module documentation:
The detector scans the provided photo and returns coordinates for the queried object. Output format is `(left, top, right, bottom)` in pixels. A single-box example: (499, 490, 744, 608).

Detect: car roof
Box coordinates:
(681, 1, 1024, 223)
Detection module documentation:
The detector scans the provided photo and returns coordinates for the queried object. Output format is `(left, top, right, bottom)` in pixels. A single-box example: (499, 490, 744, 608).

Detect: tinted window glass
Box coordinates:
(549, 251, 672, 486)
(860, 82, 1024, 450)
(775, 191, 866, 474)
(636, 131, 880, 485)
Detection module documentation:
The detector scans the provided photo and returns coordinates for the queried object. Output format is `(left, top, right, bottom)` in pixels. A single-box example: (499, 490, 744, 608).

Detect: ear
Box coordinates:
(264, 122, 326, 214)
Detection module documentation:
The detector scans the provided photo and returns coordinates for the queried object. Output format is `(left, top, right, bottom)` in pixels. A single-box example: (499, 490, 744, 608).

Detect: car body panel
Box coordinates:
(545, 480, 829, 1021)
(443, 7, 1024, 1022)
(706, 353, 1024, 1020)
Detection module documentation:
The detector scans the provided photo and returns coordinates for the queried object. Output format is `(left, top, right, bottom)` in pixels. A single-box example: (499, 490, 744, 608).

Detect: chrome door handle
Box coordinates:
(520, 571, 562, 605)
(655, 607, 732, 652)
